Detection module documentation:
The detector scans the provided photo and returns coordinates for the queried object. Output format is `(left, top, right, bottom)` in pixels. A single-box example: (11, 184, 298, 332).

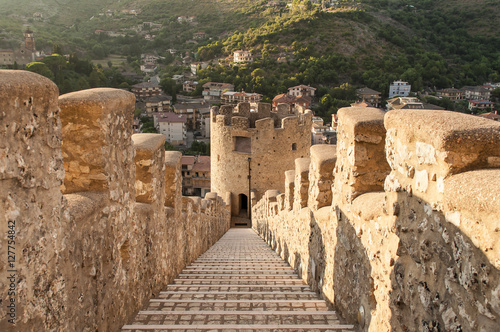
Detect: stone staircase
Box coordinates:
(122, 228, 354, 331)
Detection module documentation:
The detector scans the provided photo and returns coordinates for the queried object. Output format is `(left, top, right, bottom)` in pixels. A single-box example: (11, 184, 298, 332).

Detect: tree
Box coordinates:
(492, 87, 500, 102)
(160, 77, 178, 103)
(25, 62, 54, 80)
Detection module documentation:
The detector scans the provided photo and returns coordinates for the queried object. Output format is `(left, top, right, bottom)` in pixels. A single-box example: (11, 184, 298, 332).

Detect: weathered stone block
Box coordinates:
(132, 133, 166, 204)
(308, 145, 337, 210)
(59, 88, 135, 194)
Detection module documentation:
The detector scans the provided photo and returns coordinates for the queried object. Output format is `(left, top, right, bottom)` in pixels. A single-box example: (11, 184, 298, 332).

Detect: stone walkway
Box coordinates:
(122, 228, 354, 331)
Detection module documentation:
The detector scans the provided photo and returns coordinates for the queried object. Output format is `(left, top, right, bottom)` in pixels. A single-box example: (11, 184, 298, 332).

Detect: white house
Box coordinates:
(155, 113, 187, 146)
(389, 80, 411, 98)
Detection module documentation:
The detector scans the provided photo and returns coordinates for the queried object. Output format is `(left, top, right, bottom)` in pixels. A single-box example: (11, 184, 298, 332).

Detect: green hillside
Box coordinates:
(1, 0, 498, 117)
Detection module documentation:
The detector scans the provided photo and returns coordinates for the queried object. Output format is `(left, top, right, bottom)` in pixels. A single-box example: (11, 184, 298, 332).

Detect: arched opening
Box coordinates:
(239, 193, 248, 217)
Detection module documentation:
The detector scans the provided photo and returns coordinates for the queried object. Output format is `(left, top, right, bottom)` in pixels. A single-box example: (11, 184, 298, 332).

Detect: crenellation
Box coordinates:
(235, 102, 251, 117)
(59, 88, 136, 195)
(132, 133, 166, 204)
(334, 107, 389, 204)
(294, 157, 310, 210)
(231, 116, 249, 130)
(308, 145, 337, 210)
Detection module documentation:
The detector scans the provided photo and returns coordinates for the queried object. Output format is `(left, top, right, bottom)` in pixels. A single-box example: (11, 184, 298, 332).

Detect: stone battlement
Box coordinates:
(253, 106, 500, 331)
(211, 102, 312, 129)
(210, 102, 312, 216)
(0, 70, 230, 331)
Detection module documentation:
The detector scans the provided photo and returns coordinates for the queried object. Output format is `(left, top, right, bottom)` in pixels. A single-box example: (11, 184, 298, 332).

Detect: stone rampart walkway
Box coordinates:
(122, 228, 354, 331)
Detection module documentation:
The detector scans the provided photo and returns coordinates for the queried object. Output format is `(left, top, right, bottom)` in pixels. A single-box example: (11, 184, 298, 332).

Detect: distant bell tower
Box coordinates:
(24, 28, 35, 51)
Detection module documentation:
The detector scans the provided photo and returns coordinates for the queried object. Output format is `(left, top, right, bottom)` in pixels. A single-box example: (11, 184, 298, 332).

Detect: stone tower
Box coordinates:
(211, 102, 312, 223)
(24, 27, 35, 51)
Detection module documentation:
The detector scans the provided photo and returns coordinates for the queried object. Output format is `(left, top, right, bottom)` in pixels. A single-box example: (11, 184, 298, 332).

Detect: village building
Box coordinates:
(356, 87, 382, 107)
(181, 155, 211, 197)
(461, 86, 491, 101)
(173, 102, 210, 130)
(190, 62, 208, 75)
(389, 80, 411, 98)
(182, 81, 198, 93)
(144, 95, 172, 115)
(437, 88, 463, 101)
(131, 82, 162, 99)
(468, 100, 494, 111)
(202, 82, 235, 102)
(386, 96, 445, 111)
(154, 112, 187, 146)
(288, 84, 316, 97)
(272, 93, 312, 111)
(221, 91, 262, 104)
(233, 50, 253, 63)
(478, 111, 500, 122)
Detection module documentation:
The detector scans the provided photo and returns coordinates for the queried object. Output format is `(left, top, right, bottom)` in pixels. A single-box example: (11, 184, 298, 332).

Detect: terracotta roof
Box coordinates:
(192, 156, 210, 172)
(478, 112, 500, 121)
(181, 156, 196, 166)
(272, 93, 295, 103)
(272, 94, 311, 104)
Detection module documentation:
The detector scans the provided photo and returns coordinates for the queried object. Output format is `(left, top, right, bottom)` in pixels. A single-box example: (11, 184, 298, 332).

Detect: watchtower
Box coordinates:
(210, 102, 312, 225)
(24, 27, 35, 51)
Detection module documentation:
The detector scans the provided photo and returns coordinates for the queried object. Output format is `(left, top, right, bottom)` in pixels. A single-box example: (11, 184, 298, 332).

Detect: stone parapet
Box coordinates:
(0, 70, 230, 332)
(253, 107, 500, 331)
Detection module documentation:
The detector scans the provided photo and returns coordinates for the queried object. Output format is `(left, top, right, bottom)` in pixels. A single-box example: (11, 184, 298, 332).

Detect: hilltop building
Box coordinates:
(1, 28, 40, 65)
(221, 91, 262, 104)
(388, 80, 411, 98)
(202, 82, 235, 102)
(233, 50, 253, 63)
(288, 84, 316, 97)
(386, 96, 445, 111)
(211, 102, 312, 224)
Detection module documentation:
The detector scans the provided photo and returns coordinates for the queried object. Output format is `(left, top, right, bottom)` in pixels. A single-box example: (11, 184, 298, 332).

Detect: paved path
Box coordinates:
(123, 228, 354, 331)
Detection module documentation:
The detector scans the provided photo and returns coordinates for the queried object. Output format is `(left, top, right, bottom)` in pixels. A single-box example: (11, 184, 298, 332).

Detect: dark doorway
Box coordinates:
(239, 193, 248, 216)
(232, 193, 250, 227)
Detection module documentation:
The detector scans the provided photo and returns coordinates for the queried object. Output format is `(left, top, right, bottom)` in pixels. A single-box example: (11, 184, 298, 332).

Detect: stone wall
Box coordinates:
(0, 70, 230, 331)
(211, 102, 312, 216)
(253, 106, 500, 331)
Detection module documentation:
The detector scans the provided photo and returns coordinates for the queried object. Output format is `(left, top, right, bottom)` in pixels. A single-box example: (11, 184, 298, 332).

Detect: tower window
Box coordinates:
(234, 136, 251, 153)
(292, 143, 297, 151)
